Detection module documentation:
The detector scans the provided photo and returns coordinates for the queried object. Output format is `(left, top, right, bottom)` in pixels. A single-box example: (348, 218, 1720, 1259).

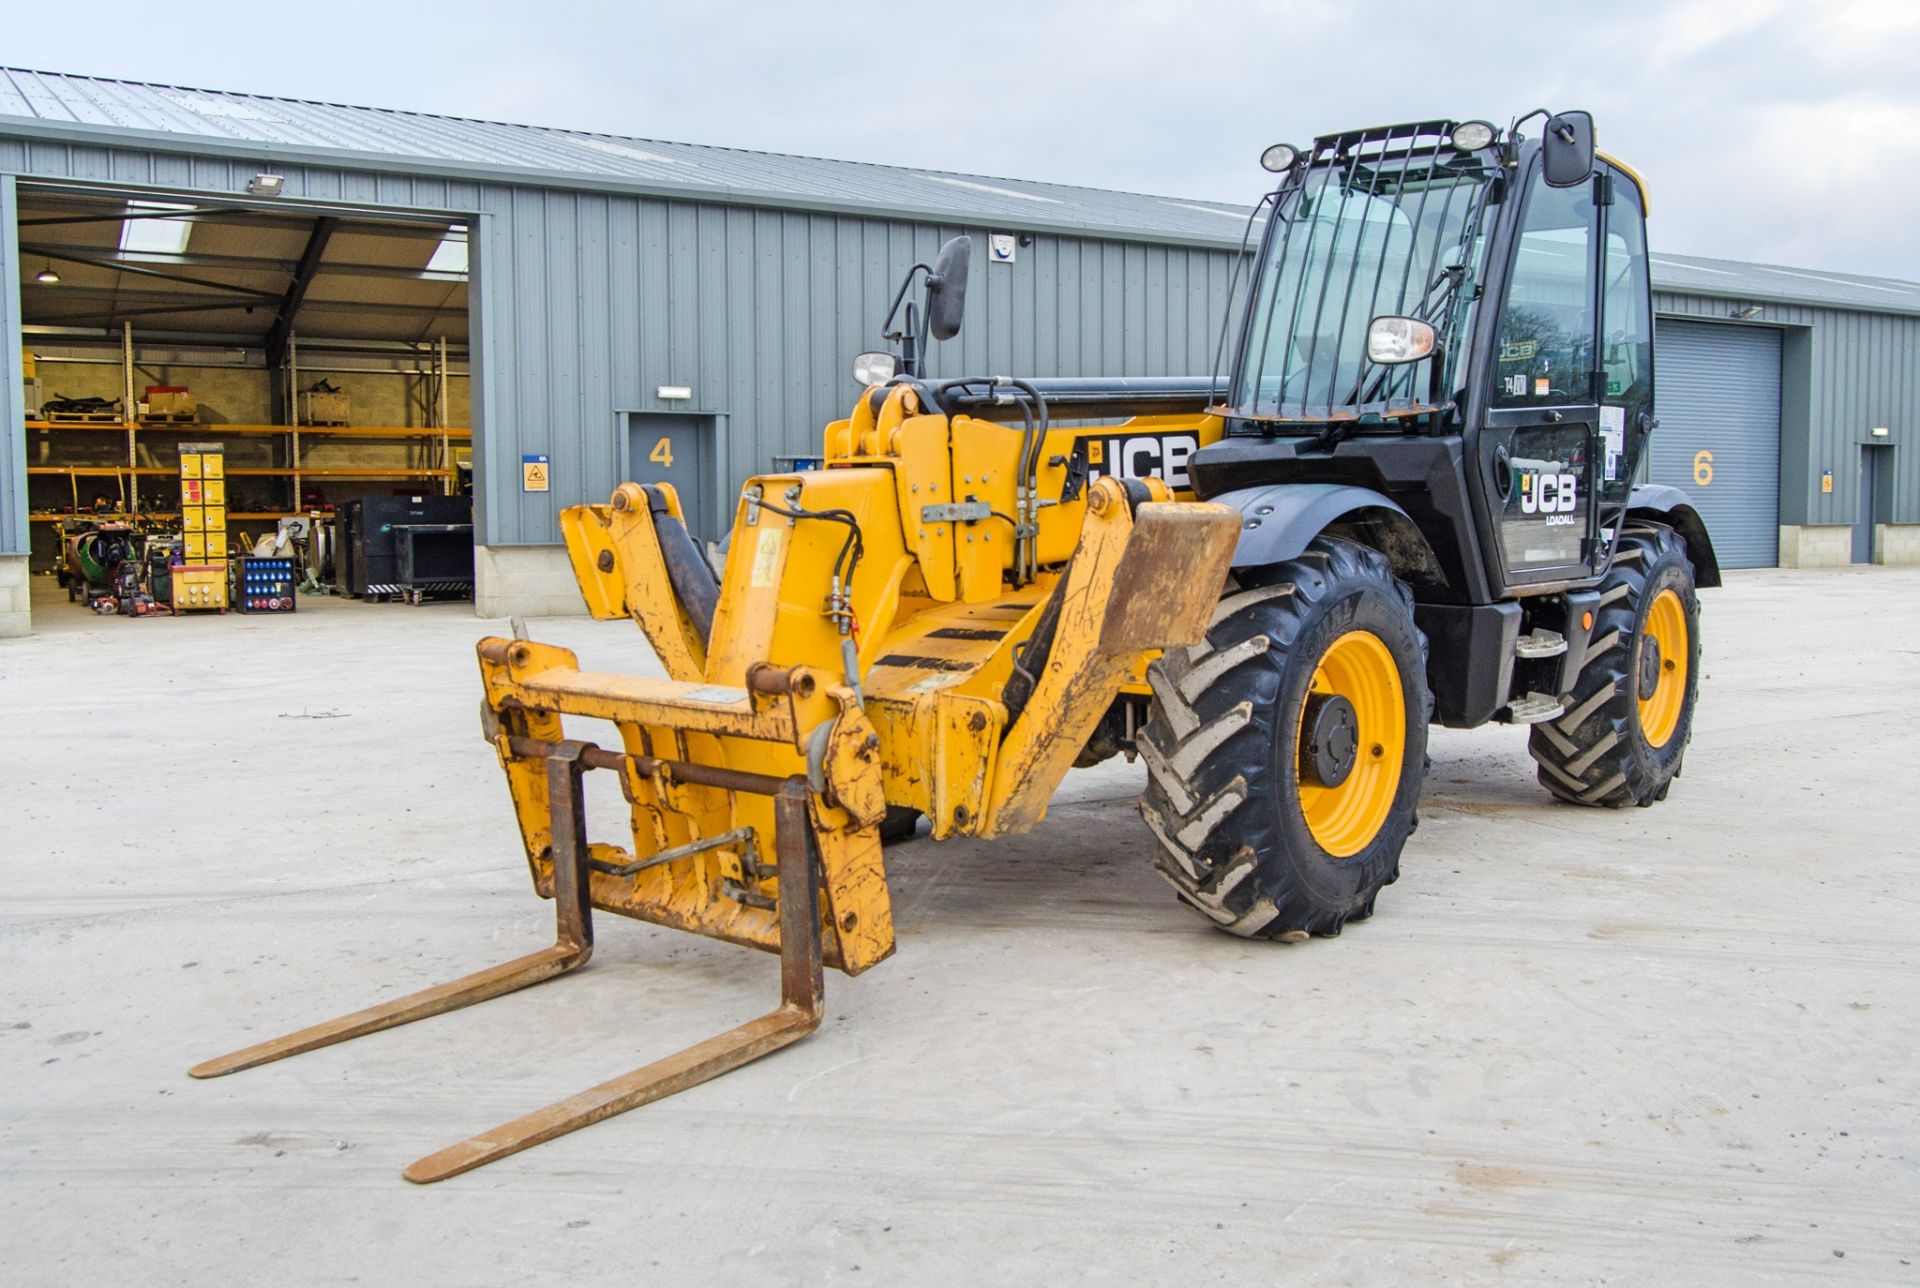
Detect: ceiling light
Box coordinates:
(34, 261, 60, 285)
(248, 173, 286, 197)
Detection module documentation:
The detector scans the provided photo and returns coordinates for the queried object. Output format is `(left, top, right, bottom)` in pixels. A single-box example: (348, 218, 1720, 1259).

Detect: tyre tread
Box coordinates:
(1528, 524, 1699, 808)
(1140, 537, 1430, 939)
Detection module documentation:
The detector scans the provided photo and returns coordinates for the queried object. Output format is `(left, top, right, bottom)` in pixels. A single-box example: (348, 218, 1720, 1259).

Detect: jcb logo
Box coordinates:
(1082, 432, 1201, 491)
(1518, 471, 1579, 515)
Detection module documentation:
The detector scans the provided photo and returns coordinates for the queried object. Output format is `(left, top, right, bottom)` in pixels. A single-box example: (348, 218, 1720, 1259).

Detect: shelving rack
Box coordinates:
(24, 320, 471, 577)
(25, 420, 471, 526)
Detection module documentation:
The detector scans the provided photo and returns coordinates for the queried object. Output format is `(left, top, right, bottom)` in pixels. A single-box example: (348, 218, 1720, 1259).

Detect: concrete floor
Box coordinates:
(2, 567, 1916, 1285)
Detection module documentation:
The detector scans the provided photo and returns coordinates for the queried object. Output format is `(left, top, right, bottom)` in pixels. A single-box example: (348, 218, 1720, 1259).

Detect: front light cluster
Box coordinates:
(1366, 316, 1437, 365)
(852, 351, 897, 387)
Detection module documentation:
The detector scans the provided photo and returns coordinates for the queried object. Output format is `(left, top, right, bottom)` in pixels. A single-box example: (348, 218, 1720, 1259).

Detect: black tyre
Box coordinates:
(1139, 536, 1431, 938)
(1530, 524, 1700, 807)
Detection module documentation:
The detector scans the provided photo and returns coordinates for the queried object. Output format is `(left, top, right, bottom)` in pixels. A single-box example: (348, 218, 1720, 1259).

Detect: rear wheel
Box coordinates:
(1139, 537, 1430, 938)
(1529, 524, 1700, 807)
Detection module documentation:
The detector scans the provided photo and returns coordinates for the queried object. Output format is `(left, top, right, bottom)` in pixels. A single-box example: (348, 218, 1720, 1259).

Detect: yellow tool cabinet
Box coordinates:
(175, 444, 228, 612)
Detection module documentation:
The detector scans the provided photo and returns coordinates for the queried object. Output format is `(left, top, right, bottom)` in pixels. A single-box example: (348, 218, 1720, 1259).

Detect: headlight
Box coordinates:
(1450, 120, 1496, 151)
(1366, 316, 1437, 365)
(852, 351, 897, 387)
(1260, 143, 1300, 173)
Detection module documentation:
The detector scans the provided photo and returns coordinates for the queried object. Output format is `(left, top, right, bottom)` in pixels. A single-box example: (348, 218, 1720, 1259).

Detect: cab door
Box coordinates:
(1475, 161, 1605, 590)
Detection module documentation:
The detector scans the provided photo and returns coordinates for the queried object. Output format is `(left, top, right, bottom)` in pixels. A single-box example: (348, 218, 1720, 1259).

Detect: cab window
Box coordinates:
(1492, 172, 1597, 406)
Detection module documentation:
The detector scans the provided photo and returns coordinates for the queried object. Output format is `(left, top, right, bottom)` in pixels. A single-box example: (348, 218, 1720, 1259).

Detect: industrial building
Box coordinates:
(2, 67, 1915, 637)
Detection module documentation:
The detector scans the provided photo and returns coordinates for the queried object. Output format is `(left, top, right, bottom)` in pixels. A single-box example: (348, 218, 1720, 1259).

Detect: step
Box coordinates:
(1505, 692, 1567, 724)
(1515, 628, 1567, 659)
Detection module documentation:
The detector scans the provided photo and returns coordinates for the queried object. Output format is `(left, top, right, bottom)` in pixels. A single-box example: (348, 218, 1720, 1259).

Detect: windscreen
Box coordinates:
(1230, 144, 1498, 422)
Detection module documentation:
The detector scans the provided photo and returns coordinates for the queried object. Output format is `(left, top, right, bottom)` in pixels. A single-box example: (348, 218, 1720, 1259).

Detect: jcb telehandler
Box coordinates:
(194, 111, 1715, 1181)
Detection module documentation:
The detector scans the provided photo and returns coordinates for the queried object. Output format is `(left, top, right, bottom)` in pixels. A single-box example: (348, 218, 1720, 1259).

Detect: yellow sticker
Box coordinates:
(1086, 439, 1105, 465)
(750, 526, 783, 588)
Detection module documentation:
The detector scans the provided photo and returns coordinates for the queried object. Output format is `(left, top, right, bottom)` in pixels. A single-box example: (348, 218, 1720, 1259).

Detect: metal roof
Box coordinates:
(1649, 250, 1920, 318)
(5, 68, 1919, 315)
(0, 66, 1260, 248)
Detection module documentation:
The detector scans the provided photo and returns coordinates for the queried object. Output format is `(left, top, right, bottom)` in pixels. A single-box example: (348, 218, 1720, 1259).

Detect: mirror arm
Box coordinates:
(899, 302, 921, 378)
(880, 263, 933, 344)
(915, 294, 933, 376)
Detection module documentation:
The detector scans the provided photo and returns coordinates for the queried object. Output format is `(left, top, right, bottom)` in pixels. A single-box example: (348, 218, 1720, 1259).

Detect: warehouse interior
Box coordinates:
(15, 183, 475, 616)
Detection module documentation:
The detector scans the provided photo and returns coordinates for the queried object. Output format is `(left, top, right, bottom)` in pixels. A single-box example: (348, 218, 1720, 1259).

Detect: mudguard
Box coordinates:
(1209, 483, 1440, 584)
(1627, 484, 1722, 588)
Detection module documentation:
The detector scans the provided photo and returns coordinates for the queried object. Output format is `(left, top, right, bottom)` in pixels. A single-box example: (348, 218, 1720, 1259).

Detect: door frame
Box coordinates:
(615, 408, 727, 541)
(1857, 441, 1894, 564)
(1463, 153, 1606, 592)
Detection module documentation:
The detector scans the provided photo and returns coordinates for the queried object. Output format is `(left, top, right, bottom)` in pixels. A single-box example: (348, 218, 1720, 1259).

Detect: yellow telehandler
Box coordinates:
(194, 112, 1716, 1182)
(192, 231, 1243, 1181)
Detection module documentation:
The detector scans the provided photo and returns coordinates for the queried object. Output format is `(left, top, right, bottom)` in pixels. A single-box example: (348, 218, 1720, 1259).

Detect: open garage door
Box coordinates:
(1650, 319, 1781, 569)
(13, 185, 477, 621)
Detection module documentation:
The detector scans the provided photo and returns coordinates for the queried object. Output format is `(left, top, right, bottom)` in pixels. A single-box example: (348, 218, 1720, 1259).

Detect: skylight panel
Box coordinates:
(924, 176, 1062, 204)
(119, 200, 194, 254)
(425, 226, 469, 274)
(1161, 200, 1261, 221)
(573, 137, 681, 165)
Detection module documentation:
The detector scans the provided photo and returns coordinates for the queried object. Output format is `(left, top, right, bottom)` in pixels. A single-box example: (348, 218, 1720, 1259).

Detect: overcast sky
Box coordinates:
(10, 0, 1919, 280)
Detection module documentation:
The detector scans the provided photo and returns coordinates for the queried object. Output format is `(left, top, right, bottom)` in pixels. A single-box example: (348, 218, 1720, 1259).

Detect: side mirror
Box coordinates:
(925, 236, 971, 341)
(1542, 110, 1595, 188)
(1365, 316, 1436, 365)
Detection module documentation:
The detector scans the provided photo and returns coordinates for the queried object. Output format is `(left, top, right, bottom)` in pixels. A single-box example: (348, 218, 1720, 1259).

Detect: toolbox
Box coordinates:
(233, 556, 298, 613)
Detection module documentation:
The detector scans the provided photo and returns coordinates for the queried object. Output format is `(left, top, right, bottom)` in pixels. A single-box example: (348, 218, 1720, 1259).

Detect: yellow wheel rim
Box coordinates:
(1637, 587, 1689, 748)
(1296, 630, 1406, 858)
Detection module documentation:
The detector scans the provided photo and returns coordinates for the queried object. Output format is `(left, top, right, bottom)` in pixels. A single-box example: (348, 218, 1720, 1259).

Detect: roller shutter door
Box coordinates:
(1649, 320, 1782, 568)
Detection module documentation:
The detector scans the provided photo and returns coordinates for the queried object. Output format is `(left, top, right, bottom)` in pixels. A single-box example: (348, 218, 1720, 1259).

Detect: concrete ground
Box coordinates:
(1, 567, 1915, 1286)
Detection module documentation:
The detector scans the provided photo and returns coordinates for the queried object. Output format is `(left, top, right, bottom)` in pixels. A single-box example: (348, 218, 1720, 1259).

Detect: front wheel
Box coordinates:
(1139, 537, 1431, 939)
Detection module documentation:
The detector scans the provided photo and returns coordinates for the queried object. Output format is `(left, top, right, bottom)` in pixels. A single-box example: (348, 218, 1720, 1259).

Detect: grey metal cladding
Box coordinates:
(463, 187, 1235, 546)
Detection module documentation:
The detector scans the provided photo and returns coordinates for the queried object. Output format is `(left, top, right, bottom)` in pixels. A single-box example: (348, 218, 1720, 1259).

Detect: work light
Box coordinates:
(1449, 121, 1496, 151)
(1260, 143, 1300, 173)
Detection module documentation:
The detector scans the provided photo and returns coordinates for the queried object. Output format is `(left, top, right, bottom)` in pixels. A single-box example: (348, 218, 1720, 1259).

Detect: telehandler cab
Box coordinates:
(195, 110, 1715, 1181)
